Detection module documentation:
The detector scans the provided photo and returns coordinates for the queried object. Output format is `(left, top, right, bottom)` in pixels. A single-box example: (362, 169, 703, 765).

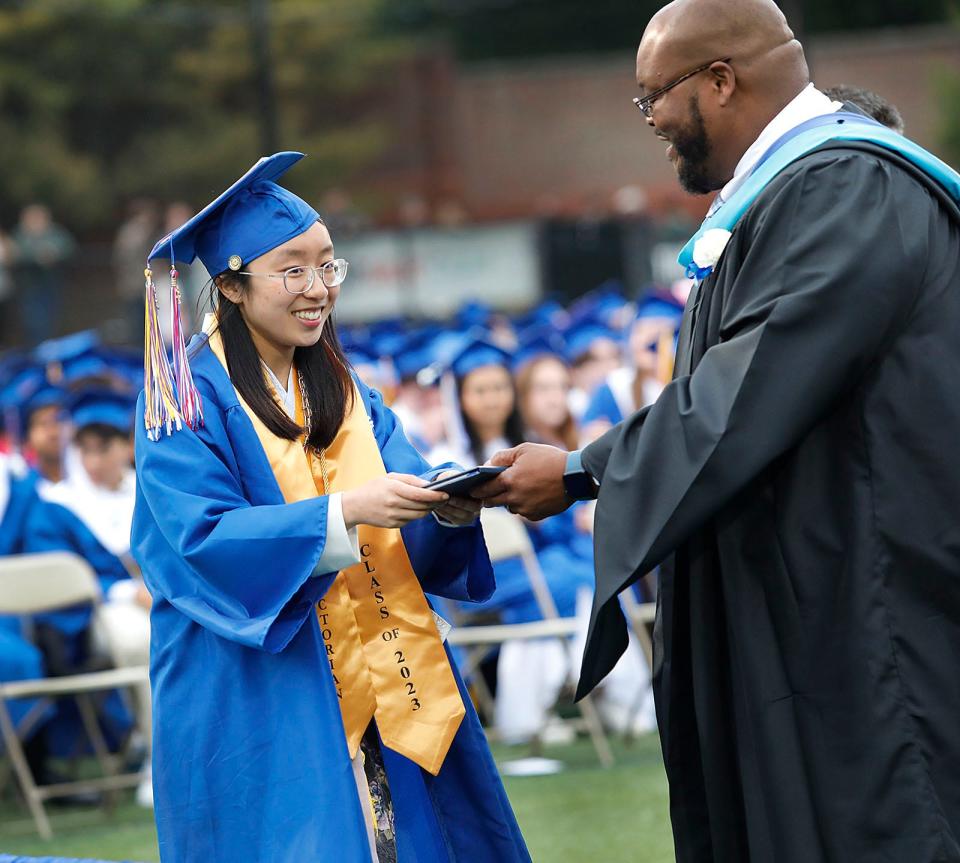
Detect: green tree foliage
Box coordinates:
(0, 0, 403, 232)
(391, 0, 954, 62)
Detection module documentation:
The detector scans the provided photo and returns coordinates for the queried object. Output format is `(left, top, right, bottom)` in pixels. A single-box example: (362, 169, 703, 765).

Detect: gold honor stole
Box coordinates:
(206, 331, 465, 775)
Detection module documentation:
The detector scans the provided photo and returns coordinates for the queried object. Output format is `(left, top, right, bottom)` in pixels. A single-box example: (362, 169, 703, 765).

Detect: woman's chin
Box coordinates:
(289, 320, 327, 347)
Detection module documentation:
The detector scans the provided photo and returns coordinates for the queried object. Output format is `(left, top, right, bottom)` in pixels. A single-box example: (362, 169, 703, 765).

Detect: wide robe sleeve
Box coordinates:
(577, 152, 931, 697)
(363, 384, 494, 603)
(132, 390, 335, 654)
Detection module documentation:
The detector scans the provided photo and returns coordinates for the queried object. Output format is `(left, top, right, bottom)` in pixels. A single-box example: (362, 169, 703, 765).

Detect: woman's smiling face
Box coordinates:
(223, 221, 340, 355)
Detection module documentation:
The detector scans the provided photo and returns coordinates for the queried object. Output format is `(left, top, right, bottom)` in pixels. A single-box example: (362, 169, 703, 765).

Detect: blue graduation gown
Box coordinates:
(24, 500, 130, 637)
(0, 466, 52, 739)
(0, 464, 38, 557)
(581, 381, 624, 426)
(132, 336, 530, 863)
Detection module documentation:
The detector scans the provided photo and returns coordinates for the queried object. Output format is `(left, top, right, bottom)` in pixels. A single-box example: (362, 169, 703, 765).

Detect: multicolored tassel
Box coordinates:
(143, 265, 183, 441)
(169, 264, 204, 432)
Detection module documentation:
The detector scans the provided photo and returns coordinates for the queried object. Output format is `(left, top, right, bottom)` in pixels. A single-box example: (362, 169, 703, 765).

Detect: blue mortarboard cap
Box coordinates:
(563, 321, 620, 364)
(34, 330, 101, 366)
(61, 353, 113, 386)
(447, 337, 513, 380)
(148, 152, 320, 276)
(394, 344, 430, 382)
(367, 319, 408, 359)
(512, 324, 567, 371)
(0, 353, 32, 396)
(345, 342, 380, 368)
(338, 325, 370, 355)
(25, 382, 66, 418)
(391, 327, 440, 382)
(0, 368, 66, 440)
(377, 332, 410, 361)
(456, 300, 494, 331)
(69, 389, 136, 435)
(636, 293, 684, 321)
(567, 283, 630, 328)
(512, 300, 566, 332)
(92, 347, 144, 392)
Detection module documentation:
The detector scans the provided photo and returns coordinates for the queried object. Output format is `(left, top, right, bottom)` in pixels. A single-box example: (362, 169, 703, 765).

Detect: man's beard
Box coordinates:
(673, 95, 715, 195)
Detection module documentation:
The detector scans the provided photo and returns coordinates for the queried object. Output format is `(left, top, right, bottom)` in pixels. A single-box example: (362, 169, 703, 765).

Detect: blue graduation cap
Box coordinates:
(0, 368, 67, 443)
(345, 342, 380, 369)
(34, 330, 101, 368)
(636, 292, 684, 322)
(148, 151, 319, 275)
(512, 325, 567, 371)
(446, 336, 514, 380)
(567, 283, 631, 329)
(69, 389, 136, 436)
(563, 321, 621, 364)
(24, 380, 66, 419)
(338, 324, 372, 356)
(511, 299, 566, 332)
(391, 327, 442, 383)
(367, 319, 409, 361)
(456, 300, 495, 332)
(93, 346, 145, 392)
(142, 152, 322, 440)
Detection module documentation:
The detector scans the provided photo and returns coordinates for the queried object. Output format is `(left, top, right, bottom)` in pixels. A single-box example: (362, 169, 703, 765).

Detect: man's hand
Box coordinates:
(471, 442, 571, 521)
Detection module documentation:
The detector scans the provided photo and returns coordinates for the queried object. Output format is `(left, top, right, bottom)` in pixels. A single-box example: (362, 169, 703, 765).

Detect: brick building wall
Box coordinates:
(369, 25, 960, 222)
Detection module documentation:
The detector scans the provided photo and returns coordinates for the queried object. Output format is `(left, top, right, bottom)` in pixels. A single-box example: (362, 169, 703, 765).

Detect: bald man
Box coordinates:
(476, 1, 960, 860)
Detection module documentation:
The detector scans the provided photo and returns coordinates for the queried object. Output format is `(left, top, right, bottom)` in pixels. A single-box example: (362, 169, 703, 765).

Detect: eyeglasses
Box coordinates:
(632, 57, 731, 119)
(237, 259, 349, 295)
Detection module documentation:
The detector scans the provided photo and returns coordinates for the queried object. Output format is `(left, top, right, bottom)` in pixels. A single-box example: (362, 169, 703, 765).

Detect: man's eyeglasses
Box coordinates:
(236, 259, 349, 295)
(632, 57, 731, 119)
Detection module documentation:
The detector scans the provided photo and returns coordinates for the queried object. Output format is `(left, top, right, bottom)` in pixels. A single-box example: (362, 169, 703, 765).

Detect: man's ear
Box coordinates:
(711, 61, 736, 108)
(215, 274, 243, 306)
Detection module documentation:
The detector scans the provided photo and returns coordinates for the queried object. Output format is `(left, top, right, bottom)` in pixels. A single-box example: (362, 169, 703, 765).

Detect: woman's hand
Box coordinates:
(341, 473, 449, 529)
(432, 471, 482, 526)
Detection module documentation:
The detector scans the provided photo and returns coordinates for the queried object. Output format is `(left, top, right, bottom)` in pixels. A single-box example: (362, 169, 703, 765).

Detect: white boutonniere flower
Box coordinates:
(690, 228, 733, 279)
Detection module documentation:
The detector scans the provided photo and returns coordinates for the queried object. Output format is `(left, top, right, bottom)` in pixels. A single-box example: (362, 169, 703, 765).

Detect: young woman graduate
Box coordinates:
(131, 152, 530, 863)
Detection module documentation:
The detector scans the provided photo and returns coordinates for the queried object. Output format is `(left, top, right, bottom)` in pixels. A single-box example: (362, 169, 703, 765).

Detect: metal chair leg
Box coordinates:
(619, 593, 657, 743)
(575, 692, 614, 768)
(0, 695, 52, 839)
(75, 693, 119, 812)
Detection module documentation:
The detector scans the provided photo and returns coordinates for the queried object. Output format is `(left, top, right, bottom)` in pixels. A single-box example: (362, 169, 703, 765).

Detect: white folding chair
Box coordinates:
(448, 508, 613, 767)
(0, 551, 150, 838)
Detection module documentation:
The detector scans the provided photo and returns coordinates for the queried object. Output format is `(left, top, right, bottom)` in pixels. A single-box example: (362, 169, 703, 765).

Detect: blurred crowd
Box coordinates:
(0, 270, 686, 808)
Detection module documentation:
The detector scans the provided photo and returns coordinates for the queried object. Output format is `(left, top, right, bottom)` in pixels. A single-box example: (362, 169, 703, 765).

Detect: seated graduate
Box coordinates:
(0, 450, 55, 780)
(426, 337, 593, 744)
(18, 376, 69, 484)
(25, 389, 150, 658)
(508, 343, 656, 738)
(435, 336, 594, 626)
(131, 152, 529, 863)
(24, 387, 152, 802)
(579, 294, 682, 442)
(562, 321, 623, 421)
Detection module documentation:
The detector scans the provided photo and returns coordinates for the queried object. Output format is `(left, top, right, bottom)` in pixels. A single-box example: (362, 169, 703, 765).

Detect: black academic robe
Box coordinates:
(579, 142, 960, 862)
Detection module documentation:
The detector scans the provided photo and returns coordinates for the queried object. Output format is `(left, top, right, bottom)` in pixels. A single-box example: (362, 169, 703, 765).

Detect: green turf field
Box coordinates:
(0, 734, 674, 861)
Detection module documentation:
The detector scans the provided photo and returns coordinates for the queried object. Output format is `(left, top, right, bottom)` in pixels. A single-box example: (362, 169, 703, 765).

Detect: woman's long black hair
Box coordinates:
(457, 368, 525, 466)
(203, 271, 354, 451)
